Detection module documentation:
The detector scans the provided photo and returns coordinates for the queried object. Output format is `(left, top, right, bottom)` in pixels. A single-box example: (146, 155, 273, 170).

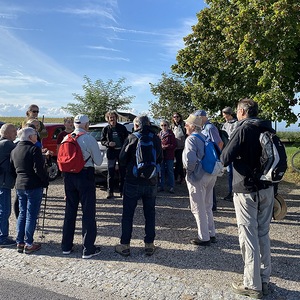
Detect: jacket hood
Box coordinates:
(238, 118, 275, 133)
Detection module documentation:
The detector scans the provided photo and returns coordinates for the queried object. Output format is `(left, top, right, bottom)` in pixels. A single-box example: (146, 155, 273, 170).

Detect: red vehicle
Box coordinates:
(42, 123, 65, 180)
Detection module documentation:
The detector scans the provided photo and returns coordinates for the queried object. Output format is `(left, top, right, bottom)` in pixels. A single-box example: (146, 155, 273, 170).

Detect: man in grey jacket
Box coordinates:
(0, 123, 17, 247)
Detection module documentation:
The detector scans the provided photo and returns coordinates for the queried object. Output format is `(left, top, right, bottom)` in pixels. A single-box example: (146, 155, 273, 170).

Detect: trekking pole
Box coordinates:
(40, 187, 48, 240)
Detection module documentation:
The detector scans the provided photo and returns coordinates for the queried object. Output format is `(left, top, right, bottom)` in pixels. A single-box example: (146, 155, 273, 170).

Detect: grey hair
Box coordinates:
(133, 115, 150, 129)
(18, 127, 37, 141)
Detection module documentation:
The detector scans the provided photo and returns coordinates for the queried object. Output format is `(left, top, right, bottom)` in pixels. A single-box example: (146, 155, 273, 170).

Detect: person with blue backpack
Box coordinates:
(182, 114, 217, 247)
(115, 115, 162, 257)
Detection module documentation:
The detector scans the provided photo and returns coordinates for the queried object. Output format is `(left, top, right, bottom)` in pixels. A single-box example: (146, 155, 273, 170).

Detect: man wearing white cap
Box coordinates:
(61, 114, 103, 259)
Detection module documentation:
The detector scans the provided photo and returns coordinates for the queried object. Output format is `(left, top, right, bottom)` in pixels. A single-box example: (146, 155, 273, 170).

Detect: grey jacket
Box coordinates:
(0, 138, 16, 189)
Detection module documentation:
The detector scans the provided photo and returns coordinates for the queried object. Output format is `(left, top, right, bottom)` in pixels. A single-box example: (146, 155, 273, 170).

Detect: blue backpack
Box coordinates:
(192, 133, 223, 176)
(132, 132, 158, 179)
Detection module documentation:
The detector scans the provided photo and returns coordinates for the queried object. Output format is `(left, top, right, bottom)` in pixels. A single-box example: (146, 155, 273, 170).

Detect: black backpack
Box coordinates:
(132, 132, 157, 179)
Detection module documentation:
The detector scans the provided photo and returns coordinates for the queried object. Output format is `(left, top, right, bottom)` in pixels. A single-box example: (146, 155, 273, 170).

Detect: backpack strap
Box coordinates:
(192, 133, 206, 143)
(72, 132, 91, 163)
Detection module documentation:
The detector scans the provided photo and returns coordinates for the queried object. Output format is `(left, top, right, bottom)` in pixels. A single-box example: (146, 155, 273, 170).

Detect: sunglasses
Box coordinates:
(31, 110, 39, 113)
(160, 124, 167, 127)
(173, 115, 179, 118)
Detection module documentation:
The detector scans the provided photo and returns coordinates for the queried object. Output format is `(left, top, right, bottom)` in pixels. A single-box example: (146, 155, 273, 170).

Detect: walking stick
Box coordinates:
(40, 187, 48, 240)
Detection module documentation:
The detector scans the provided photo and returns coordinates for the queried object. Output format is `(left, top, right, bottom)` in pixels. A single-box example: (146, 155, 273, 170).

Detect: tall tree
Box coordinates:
(172, 0, 300, 126)
(62, 76, 134, 123)
(149, 72, 196, 120)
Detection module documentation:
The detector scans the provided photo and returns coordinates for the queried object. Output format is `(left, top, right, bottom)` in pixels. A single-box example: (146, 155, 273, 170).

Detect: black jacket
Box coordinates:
(221, 118, 274, 193)
(10, 141, 49, 189)
(119, 126, 162, 186)
(100, 123, 129, 160)
(0, 138, 16, 189)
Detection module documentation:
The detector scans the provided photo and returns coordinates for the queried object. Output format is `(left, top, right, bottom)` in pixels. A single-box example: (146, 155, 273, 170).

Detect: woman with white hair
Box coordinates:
(183, 114, 217, 246)
(10, 127, 49, 254)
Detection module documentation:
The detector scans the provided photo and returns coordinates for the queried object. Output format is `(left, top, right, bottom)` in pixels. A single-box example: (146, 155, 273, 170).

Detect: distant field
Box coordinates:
(0, 116, 64, 127)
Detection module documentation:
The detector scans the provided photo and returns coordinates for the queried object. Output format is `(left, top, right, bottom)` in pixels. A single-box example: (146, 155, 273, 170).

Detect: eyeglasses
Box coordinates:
(31, 110, 39, 113)
(160, 124, 167, 127)
(173, 115, 179, 118)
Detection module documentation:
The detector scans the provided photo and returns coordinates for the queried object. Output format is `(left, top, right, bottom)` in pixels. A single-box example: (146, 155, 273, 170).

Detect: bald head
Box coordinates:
(0, 123, 17, 141)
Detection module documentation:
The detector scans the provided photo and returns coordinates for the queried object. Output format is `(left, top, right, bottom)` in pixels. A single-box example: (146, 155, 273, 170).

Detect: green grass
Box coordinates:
(284, 145, 300, 185)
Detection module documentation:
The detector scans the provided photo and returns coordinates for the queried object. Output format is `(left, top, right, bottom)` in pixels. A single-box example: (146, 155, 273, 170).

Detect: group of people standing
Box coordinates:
(0, 100, 275, 298)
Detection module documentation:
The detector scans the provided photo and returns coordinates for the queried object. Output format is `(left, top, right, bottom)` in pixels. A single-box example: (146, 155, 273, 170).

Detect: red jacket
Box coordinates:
(159, 129, 177, 160)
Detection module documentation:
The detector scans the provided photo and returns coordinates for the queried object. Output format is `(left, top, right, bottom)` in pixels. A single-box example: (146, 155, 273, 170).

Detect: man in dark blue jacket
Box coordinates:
(221, 98, 274, 298)
(0, 124, 17, 247)
(101, 111, 128, 199)
(115, 115, 162, 257)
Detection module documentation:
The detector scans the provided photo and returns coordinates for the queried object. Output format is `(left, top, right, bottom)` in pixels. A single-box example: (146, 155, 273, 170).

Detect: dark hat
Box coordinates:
(222, 107, 234, 115)
(193, 110, 207, 117)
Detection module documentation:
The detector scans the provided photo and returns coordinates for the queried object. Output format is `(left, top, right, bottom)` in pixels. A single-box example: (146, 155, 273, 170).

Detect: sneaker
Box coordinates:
(232, 281, 263, 299)
(145, 243, 156, 256)
(106, 192, 114, 199)
(82, 246, 101, 259)
(223, 193, 233, 202)
(190, 238, 211, 246)
(24, 243, 41, 254)
(0, 238, 16, 247)
(210, 236, 217, 243)
(262, 282, 269, 296)
(62, 248, 74, 255)
(17, 243, 25, 253)
(169, 188, 174, 194)
(115, 244, 130, 257)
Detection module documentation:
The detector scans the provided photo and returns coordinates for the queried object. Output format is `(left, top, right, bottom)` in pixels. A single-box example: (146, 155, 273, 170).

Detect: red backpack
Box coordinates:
(57, 132, 90, 173)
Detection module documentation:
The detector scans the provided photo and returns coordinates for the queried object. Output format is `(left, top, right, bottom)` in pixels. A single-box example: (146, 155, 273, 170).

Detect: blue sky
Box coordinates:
(0, 0, 205, 118)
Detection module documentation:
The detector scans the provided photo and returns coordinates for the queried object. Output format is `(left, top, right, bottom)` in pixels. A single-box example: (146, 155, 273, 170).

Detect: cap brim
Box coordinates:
(273, 194, 287, 220)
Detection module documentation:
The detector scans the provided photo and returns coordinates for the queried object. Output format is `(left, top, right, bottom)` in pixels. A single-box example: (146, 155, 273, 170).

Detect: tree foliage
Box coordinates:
(149, 72, 196, 121)
(172, 0, 300, 126)
(62, 76, 134, 123)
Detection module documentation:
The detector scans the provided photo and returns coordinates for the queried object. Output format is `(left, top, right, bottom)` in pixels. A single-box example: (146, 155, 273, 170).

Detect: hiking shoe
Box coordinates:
(145, 243, 156, 256)
(17, 243, 25, 253)
(190, 238, 211, 246)
(169, 188, 174, 194)
(210, 236, 217, 243)
(0, 238, 16, 247)
(24, 243, 41, 254)
(106, 192, 114, 199)
(82, 246, 101, 259)
(115, 244, 130, 257)
(262, 282, 269, 296)
(62, 248, 74, 255)
(232, 282, 263, 299)
(223, 193, 233, 202)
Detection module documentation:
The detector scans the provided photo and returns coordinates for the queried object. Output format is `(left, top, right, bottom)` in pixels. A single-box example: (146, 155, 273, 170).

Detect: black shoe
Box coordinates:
(82, 246, 101, 259)
(210, 236, 217, 243)
(223, 193, 233, 201)
(0, 238, 16, 247)
(190, 238, 211, 246)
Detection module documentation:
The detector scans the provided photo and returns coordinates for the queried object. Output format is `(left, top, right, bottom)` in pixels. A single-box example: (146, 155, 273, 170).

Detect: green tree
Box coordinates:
(62, 76, 134, 123)
(172, 0, 300, 126)
(149, 72, 196, 121)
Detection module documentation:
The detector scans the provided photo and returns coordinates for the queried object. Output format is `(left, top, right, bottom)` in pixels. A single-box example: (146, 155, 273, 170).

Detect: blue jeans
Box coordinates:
(62, 168, 97, 255)
(160, 159, 175, 189)
(121, 183, 157, 244)
(0, 188, 12, 242)
(16, 188, 43, 246)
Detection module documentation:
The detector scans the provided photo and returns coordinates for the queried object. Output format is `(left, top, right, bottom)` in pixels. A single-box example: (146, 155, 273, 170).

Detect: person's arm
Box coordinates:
(89, 137, 103, 166)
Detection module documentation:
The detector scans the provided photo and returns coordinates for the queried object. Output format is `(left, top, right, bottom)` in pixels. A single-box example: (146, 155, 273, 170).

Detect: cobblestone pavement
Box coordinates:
(1, 175, 299, 299)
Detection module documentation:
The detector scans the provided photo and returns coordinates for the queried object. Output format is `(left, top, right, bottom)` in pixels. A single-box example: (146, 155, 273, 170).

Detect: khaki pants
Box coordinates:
(234, 186, 274, 290)
(186, 173, 217, 241)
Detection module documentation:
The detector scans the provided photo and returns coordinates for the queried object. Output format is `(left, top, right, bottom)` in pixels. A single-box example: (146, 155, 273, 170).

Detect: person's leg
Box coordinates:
(234, 192, 262, 291)
(142, 185, 156, 243)
(228, 164, 233, 194)
(205, 176, 217, 238)
(62, 173, 80, 252)
(186, 177, 210, 241)
(257, 187, 274, 285)
(120, 183, 139, 244)
(16, 190, 27, 244)
(80, 169, 97, 255)
(107, 158, 117, 194)
(166, 160, 175, 189)
(159, 161, 166, 189)
(24, 188, 43, 246)
(0, 188, 12, 242)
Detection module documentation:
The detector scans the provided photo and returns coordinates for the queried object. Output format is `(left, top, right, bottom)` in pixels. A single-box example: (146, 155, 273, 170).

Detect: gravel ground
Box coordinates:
(0, 174, 299, 300)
